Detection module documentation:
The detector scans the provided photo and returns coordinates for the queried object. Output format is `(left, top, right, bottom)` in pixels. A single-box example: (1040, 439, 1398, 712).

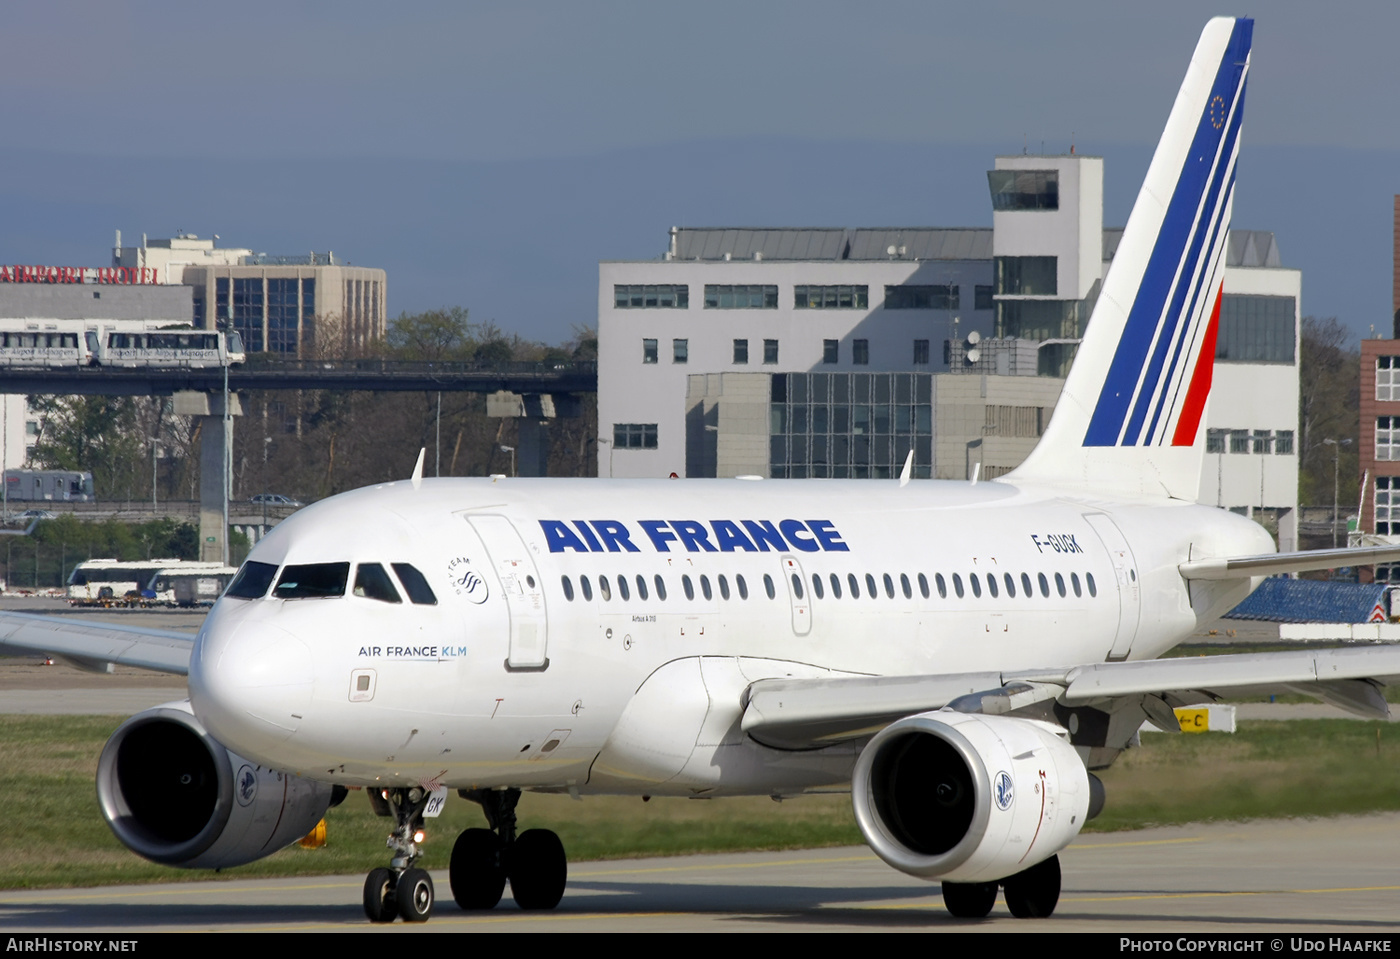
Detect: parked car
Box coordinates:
(17, 509, 58, 520)
(249, 494, 303, 508)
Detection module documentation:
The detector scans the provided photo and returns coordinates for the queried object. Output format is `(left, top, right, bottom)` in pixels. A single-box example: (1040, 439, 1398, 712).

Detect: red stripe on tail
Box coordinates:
(1170, 283, 1222, 446)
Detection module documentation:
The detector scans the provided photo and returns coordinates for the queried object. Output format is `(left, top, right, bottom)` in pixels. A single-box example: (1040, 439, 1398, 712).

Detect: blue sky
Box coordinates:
(0, 1, 1395, 343)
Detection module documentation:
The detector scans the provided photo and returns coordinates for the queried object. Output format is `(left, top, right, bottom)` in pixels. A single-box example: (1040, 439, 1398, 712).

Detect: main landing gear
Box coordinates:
(452, 788, 567, 911)
(363, 787, 436, 923)
(941, 855, 1062, 920)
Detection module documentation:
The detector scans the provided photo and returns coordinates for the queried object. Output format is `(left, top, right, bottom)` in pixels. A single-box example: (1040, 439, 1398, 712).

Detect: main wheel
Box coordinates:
(450, 828, 506, 910)
(507, 828, 567, 910)
(363, 867, 399, 923)
(398, 867, 435, 922)
(941, 880, 998, 918)
(1002, 854, 1061, 918)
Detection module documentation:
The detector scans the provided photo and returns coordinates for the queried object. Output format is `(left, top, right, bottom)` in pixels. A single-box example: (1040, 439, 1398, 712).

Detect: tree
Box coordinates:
(27, 395, 151, 501)
(1297, 316, 1359, 506)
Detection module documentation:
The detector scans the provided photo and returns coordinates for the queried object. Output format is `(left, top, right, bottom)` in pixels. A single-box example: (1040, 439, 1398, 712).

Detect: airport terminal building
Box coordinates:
(598, 153, 1301, 546)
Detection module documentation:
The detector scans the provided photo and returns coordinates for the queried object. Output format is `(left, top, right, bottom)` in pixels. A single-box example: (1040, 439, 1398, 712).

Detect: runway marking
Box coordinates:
(0, 879, 362, 904)
(857, 884, 1400, 911)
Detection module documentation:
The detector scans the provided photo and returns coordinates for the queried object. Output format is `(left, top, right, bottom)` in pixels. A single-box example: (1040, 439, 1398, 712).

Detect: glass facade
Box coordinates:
(1378, 357, 1400, 400)
(794, 285, 868, 309)
(232, 277, 264, 351)
(614, 423, 658, 449)
(1216, 295, 1295, 363)
(884, 285, 959, 310)
(769, 372, 933, 479)
(267, 278, 298, 354)
(614, 284, 688, 309)
(987, 170, 1059, 211)
(993, 256, 1056, 296)
(705, 284, 777, 309)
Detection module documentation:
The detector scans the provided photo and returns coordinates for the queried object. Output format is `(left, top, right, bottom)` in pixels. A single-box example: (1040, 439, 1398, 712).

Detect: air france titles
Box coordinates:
(538, 519, 849, 554)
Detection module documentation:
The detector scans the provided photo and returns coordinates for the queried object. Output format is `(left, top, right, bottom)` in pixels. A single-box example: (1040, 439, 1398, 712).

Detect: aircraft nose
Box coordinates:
(190, 618, 314, 752)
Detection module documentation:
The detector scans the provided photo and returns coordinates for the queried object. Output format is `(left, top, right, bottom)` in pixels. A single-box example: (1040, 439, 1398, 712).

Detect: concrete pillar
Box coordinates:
(518, 418, 550, 477)
(176, 391, 242, 564)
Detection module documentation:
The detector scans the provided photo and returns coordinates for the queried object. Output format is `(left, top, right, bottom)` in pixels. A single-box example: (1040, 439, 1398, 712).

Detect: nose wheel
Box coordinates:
(453, 788, 567, 911)
(362, 787, 435, 924)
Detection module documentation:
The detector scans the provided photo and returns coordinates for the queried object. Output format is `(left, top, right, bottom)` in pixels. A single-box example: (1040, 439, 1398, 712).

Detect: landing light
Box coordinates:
(413, 830, 425, 844)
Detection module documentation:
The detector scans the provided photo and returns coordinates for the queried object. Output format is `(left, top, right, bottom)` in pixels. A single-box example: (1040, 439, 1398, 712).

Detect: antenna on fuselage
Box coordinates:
(411, 448, 426, 486)
(898, 449, 913, 488)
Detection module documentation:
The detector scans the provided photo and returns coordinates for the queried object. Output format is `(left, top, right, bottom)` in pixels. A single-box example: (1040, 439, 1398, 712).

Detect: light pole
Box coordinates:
(151, 437, 159, 512)
(597, 437, 613, 478)
(1323, 438, 1352, 550)
(500, 445, 516, 478)
(262, 436, 272, 531)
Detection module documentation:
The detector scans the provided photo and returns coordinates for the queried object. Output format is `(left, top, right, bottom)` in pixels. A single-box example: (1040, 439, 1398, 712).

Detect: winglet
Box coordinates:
(899, 450, 913, 488)
(411, 448, 426, 486)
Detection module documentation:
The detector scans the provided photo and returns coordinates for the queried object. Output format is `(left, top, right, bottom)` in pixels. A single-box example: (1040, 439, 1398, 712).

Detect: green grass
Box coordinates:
(2, 715, 1398, 890)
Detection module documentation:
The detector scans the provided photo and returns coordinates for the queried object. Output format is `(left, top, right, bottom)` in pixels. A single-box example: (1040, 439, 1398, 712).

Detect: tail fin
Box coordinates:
(1006, 17, 1252, 500)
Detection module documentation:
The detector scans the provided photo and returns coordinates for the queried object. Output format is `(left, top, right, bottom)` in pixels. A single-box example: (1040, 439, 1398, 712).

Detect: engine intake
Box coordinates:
(97, 700, 334, 869)
(852, 711, 1089, 884)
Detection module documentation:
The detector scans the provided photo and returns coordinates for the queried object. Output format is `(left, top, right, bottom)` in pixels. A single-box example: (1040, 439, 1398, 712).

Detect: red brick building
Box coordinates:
(1358, 196, 1400, 581)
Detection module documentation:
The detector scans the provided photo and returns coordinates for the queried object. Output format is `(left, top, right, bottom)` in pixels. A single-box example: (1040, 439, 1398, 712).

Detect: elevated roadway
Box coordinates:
(0, 359, 597, 396)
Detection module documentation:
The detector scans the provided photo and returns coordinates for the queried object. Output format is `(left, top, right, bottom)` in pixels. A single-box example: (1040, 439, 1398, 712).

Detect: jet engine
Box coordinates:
(97, 700, 335, 869)
(851, 711, 1090, 884)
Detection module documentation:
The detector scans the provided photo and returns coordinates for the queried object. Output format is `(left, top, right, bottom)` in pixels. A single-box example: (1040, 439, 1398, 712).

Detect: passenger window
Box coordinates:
(654, 575, 668, 601)
(392, 560, 434, 599)
(865, 573, 878, 598)
(1070, 572, 1082, 597)
(986, 573, 998, 599)
(562, 575, 574, 601)
(581, 576, 593, 601)
(353, 563, 402, 603)
(737, 574, 749, 600)
(700, 575, 713, 601)
(1021, 573, 1033, 598)
(682, 574, 695, 600)
(900, 574, 912, 599)
(882, 574, 894, 598)
(791, 573, 804, 600)
(1038, 573, 1050, 597)
(618, 575, 630, 601)
(830, 573, 842, 599)
(811, 574, 824, 599)
(273, 562, 349, 599)
(227, 561, 277, 599)
(636, 574, 649, 601)
(969, 574, 981, 598)
(848, 573, 861, 598)
(1086, 572, 1097, 597)
(935, 573, 947, 599)
(1004, 573, 1016, 598)
(917, 573, 929, 599)
(719, 575, 730, 600)
(598, 575, 612, 601)
(764, 574, 776, 599)
(952, 574, 964, 598)
(1055, 573, 1066, 598)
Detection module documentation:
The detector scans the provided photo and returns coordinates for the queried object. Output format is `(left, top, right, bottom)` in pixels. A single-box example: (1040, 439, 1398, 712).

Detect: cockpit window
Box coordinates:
(392, 563, 438, 605)
(226, 561, 278, 599)
(353, 563, 402, 603)
(273, 562, 350, 599)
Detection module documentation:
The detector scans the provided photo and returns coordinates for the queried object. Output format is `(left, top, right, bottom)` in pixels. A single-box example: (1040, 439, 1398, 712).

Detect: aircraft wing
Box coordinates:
(0, 610, 194, 675)
(741, 646, 1400, 749)
(1179, 544, 1400, 579)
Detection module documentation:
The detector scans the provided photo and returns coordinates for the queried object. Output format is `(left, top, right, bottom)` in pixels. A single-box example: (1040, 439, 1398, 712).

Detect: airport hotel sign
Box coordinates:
(0, 265, 160, 285)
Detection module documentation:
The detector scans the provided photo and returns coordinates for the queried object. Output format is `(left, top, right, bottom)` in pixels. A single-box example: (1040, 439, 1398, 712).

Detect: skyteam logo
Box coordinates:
(994, 770, 1014, 811)
(1085, 18, 1251, 450)
(236, 764, 257, 806)
(447, 557, 489, 604)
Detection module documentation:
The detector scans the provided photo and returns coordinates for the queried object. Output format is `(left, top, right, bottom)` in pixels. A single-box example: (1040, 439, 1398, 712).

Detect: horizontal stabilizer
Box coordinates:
(1179, 544, 1400, 580)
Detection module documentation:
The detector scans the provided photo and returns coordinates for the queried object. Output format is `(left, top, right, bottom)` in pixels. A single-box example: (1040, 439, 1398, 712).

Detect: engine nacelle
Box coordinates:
(97, 700, 334, 869)
(851, 711, 1089, 884)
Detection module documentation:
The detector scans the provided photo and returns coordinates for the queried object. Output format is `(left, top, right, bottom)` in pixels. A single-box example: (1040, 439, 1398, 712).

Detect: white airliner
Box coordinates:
(4, 16, 1400, 924)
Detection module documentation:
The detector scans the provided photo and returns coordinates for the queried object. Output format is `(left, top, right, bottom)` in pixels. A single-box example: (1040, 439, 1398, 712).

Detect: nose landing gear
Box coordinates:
(453, 788, 567, 911)
(362, 787, 435, 923)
